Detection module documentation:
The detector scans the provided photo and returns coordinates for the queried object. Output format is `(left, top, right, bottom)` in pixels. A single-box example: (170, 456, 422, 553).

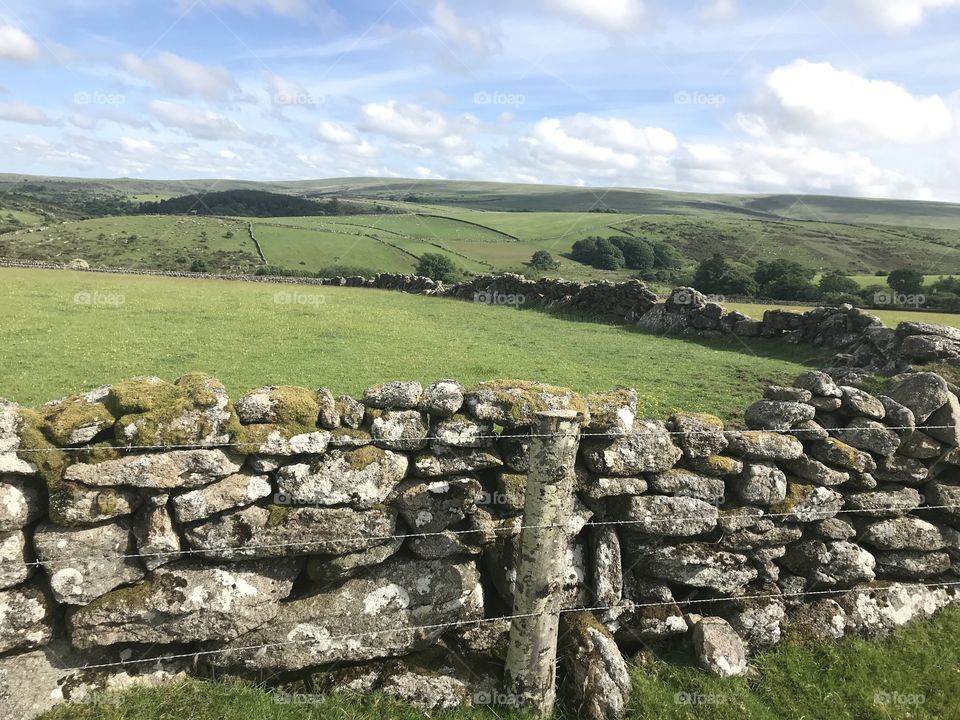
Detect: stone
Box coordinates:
(0, 581, 53, 653)
(808, 396, 842, 412)
(559, 612, 632, 720)
(430, 414, 493, 448)
(412, 447, 502, 477)
(874, 550, 951, 579)
(68, 559, 300, 649)
(887, 372, 950, 423)
(616, 578, 686, 640)
(371, 410, 429, 452)
(764, 386, 812, 403)
(780, 485, 843, 522)
(37, 386, 115, 446)
(184, 504, 398, 559)
(717, 506, 766, 533)
(727, 594, 785, 651)
(307, 538, 404, 583)
(276, 447, 408, 509)
(688, 454, 743, 477)
(925, 480, 960, 523)
(924, 392, 960, 446)
(172, 472, 272, 523)
(808, 438, 876, 473)
(692, 617, 748, 677)
(838, 386, 885, 420)
(878, 396, 916, 432)
(0, 476, 44, 531)
(725, 431, 804, 461)
(785, 599, 846, 641)
(793, 371, 842, 397)
(873, 455, 927, 485)
(253, 429, 331, 456)
(897, 431, 942, 459)
(845, 486, 922, 518)
(213, 558, 483, 671)
(720, 525, 802, 552)
(46, 482, 142, 527)
(578, 474, 648, 501)
(235, 385, 320, 425)
(0, 530, 33, 589)
(782, 541, 875, 586)
(811, 516, 857, 540)
(582, 420, 681, 475)
(392, 477, 483, 533)
(335, 395, 365, 429)
(832, 418, 900, 456)
(586, 388, 638, 437)
(363, 381, 423, 409)
(463, 380, 588, 428)
(791, 420, 830, 440)
(745, 401, 815, 431)
(733, 462, 787, 506)
(648, 469, 725, 504)
(499, 435, 530, 472)
(132, 501, 181, 571)
(491, 471, 527, 510)
(780, 455, 849, 486)
(406, 531, 483, 559)
(33, 520, 146, 605)
(839, 582, 957, 637)
(668, 412, 727, 458)
(861, 517, 948, 551)
(644, 543, 756, 594)
(619, 495, 718, 536)
(314, 387, 340, 430)
(590, 526, 622, 607)
(420, 379, 464, 417)
(63, 450, 243, 489)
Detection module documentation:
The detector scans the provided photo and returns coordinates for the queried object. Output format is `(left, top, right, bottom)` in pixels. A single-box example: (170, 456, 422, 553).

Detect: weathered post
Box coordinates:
(504, 409, 583, 717)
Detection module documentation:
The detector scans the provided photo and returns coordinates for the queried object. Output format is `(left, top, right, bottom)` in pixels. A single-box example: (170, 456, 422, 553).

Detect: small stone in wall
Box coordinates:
(277, 446, 409, 509)
(392, 477, 483, 533)
(172, 471, 272, 524)
(887, 372, 950, 423)
(845, 486, 922, 518)
(619, 495, 718, 536)
(643, 543, 757, 594)
(132, 500, 181, 571)
(782, 540, 875, 586)
(430, 414, 492, 448)
(412, 447, 503, 477)
(370, 410, 429, 452)
(807, 438, 876, 473)
(744, 400, 815, 432)
(64, 449, 243, 489)
(463, 380, 589, 429)
(793, 371, 842, 398)
(306, 537, 404, 583)
(336, 395, 366, 429)
(860, 516, 951, 552)
(0, 530, 33, 590)
(874, 550, 952, 580)
(838, 386, 885, 420)
(0, 476, 44, 531)
(832, 418, 900, 456)
(692, 617, 748, 677)
(586, 388, 638, 438)
(581, 420, 682, 476)
(733, 462, 787, 506)
(725, 431, 803, 461)
(234, 385, 320, 426)
(0, 581, 53, 653)
(668, 411, 727, 458)
(363, 381, 423, 410)
(420, 379, 464, 418)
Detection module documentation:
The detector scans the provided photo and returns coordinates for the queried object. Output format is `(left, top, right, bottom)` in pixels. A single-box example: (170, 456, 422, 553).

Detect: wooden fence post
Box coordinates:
(504, 409, 583, 717)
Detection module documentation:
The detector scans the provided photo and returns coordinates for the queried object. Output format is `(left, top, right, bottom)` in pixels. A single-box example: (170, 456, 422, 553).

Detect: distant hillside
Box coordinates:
(136, 190, 335, 217)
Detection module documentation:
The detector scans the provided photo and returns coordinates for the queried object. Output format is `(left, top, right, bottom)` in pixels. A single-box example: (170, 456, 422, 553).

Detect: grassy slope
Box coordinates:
(0, 267, 825, 417)
(40, 606, 960, 720)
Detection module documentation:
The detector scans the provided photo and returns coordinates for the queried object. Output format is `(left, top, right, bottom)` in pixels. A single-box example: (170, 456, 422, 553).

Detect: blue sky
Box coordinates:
(1, 0, 959, 200)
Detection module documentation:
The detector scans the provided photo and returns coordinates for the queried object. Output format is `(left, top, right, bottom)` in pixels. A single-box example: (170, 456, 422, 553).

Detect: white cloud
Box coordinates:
(313, 121, 357, 145)
(0, 101, 54, 125)
(262, 71, 321, 107)
(147, 100, 251, 141)
(531, 115, 678, 170)
(120, 137, 158, 154)
(759, 59, 952, 144)
(0, 22, 40, 63)
(542, 0, 649, 32)
(849, 0, 960, 31)
(121, 52, 240, 101)
(698, 0, 736, 21)
(429, 1, 501, 55)
(360, 100, 451, 143)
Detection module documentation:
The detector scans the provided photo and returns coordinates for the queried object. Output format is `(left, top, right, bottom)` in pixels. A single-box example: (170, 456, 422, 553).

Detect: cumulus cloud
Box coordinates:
(0, 21, 40, 62)
(121, 52, 240, 101)
(0, 101, 55, 125)
(757, 59, 952, 144)
(531, 114, 677, 170)
(360, 100, 453, 143)
(849, 0, 960, 31)
(262, 71, 321, 108)
(147, 100, 251, 140)
(541, 0, 649, 32)
(429, 1, 501, 55)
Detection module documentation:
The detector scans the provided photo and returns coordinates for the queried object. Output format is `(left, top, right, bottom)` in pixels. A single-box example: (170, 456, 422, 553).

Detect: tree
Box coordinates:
(754, 259, 817, 300)
(609, 236, 654, 271)
(570, 238, 599, 264)
(818, 270, 860, 297)
(887, 268, 924, 295)
(529, 250, 560, 271)
(416, 253, 461, 282)
(651, 242, 683, 270)
(931, 275, 960, 295)
(693, 254, 758, 296)
(591, 238, 625, 270)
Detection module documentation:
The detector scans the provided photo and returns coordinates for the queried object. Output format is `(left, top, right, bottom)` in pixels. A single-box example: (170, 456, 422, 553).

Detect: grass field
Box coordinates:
(0, 267, 826, 417)
(40, 605, 960, 720)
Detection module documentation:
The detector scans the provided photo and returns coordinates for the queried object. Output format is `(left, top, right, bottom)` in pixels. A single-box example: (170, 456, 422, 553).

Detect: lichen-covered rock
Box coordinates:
(370, 409, 429, 452)
(778, 485, 843, 522)
(463, 380, 588, 428)
(276, 447, 408, 509)
(392, 477, 483, 533)
(363, 381, 423, 410)
(246, 428, 330, 456)
(874, 550, 951, 579)
(132, 501, 180, 571)
(784, 599, 846, 641)
(172, 471, 272, 523)
(306, 537, 405, 583)
(873, 454, 927, 485)
(582, 420, 681, 476)
(559, 612, 632, 720)
(808, 438, 876, 473)
(643, 543, 756, 594)
(0, 530, 33, 589)
(897, 430, 941, 459)
(336, 395, 365, 429)
(619, 496, 718, 536)
(46, 481, 141, 527)
(235, 385, 320, 426)
(212, 558, 483, 671)
(808, 396, 842, 412)
(0, 400, 37, 476)
(420, 379, 464, 418)
(499, 435, 530, 472)
(590, 526, 622, 608)
(733, 462, 787, 506)
(924, 392, 960, 446)
(782, 540, 875, 586)
(725, 431, 804, 461)
(183, 504, 398, 559)
(793, 371, 842, 398)
(64, 449, 242, 489)
(845, 486, 922, 518)
(578, 474, 648, 501)
(727, 592, 785, 651)
(692, 617, 748, 677)
(430, 414, 493, 448)
(648, 469, 725, 504)
(780, 455, 848, 486)
(668, 412, 727, 458)
(839, 582, 957, 637)
(412, 447, 502, 477)
(860, 516, 950, 551)
(33, 520, 146, 604)
(0, 581, 53, 652)
(887, 372, 950, 423)
(832, 418, 900, 456)
(764, 386, 813, 403)
(614, 578, 686, 640)
(925, 479, 960, 523)
(68, 559, 301, 648)
(37, 386, 115, 446)
(586, 388, 637, 437)
(744, 401, 814, 431)
(688, 454, 743, 477)
(811, 516, 857, 540)
(0, 476, 44, 531)
(838, 386, 885, 420)
(878, 395, 916, 431)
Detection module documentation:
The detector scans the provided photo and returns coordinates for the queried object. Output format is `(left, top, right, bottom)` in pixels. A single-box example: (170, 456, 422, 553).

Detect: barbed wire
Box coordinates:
(52, 580, 960, 674)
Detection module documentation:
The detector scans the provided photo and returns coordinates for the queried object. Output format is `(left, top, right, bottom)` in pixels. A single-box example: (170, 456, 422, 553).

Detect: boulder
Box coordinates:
(276, 447, 408, 509)
(764, 386, 812, 403)
(878, 396, 915, 432)
(582, 420, 681, 475)
(430, 414, 493, 448)
(873, 455, 927, 485)
(925, 480, 960, 523)
(784, 599, 846, 641)
(807, 438, 875, 473)
(0, 476, 44, 531)
(643, 543, 756, 594)
(780, 455, 849, 486)
(832, 418, 900, 456)
(733, 462, 787, 506)
(874, 551, 951, 580)
(668, 412, 727, 458)
(363, 381, 423, 410)
(578, 474, 648, 501)
(687, 454, 743, 477)
(616, 578, 686, 640)
(463, 381, 588, 428)
(780, 485, 844, 522)
(782, 540, 875, 586)
(860, 516, 949, 551)
(845, 486, 923, 518)
(0, 582, 53, 653)
(172, 471, 272, 524)
(420, 380, 464, 417)
(235, 385, 320, 425)
(590, 526, 622, 607)
(586, 388, 638, 437)
(838, 386, 885, 420)
(793, 371, 842, 398)
(924, 392, 960, 446)
(68, 559, 301, 648)
(392, 477, 483, 533)
(897, 431, 942, 459)
(744, 401, 814, 431)
(647, 469, 725, 504)
(370, 410, 429, 452)
(692, 617, 748, 677)
(619, 496, 718, 536)
(47, 482, 142, 527)
(725, 431, 804, 461)
(63, 450, 243, 489)
(36, 386, 115, 446)
(887, 373, 950, 423)
(560, 612, 632, 720)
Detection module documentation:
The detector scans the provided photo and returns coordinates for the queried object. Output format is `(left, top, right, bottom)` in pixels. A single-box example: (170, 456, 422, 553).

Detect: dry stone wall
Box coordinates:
(3, 370, 960, 715)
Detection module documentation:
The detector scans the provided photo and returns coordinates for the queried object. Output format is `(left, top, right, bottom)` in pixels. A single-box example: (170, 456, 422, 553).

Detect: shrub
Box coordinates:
(818, 270, 860, 297)
(416, 253, 462, 282)
(529, 250, 560, 271)
(693, 254, 758, 296)
(887, 268, 924, 294)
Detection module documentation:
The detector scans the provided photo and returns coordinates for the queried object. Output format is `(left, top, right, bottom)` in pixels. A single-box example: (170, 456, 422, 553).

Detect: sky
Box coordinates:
(0, 0, 959, 200)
